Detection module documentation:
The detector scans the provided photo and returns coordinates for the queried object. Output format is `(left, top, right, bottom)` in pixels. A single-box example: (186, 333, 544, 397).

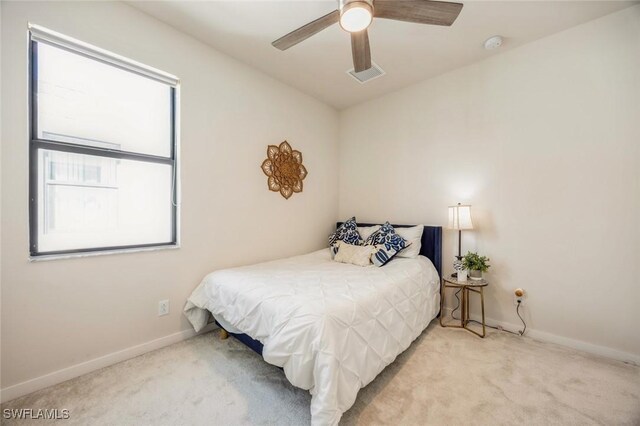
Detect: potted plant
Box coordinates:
(462, 252, 490, 280)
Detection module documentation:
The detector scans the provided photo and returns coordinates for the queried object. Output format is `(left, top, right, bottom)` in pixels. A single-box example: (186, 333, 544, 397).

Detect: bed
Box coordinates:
(184, 223, 442, 425)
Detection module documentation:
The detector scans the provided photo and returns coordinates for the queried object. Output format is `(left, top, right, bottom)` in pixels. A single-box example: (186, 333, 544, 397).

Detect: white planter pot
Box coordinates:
(469, 270, 482, 280)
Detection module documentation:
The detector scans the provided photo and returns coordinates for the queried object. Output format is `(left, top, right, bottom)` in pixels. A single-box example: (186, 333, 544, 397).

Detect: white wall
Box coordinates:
(1, 1, 338, 397)
(2, 0, 639, 404)
(339, 6, 640, 361)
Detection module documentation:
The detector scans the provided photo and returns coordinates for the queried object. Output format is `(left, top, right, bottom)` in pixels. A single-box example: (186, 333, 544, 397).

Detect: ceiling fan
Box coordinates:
(272, 0, 464, 73)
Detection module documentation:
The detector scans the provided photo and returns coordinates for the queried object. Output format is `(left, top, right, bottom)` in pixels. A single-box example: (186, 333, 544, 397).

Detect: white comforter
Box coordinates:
(184, 249, 440, 425)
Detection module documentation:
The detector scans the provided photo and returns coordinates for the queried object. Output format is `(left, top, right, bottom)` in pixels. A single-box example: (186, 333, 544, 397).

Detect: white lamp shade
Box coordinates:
(448, 204, 474, 230)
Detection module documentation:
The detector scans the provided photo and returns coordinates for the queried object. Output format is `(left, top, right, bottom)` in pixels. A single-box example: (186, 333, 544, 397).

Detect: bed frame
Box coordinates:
(217, 223, 443, 355)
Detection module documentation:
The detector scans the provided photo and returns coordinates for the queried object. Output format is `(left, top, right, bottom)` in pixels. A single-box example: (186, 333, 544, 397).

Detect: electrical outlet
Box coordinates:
(158, 300, 170, 316)
(514, 295, 526, 306)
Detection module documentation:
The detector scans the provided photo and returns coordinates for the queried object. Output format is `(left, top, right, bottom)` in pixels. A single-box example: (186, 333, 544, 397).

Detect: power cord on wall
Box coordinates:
(450, 289, 527, 336)
(515, 301, 526, 335)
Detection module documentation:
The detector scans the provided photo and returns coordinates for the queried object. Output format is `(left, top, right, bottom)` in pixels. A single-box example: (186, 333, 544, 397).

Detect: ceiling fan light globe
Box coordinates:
(340, 3, 373, 33)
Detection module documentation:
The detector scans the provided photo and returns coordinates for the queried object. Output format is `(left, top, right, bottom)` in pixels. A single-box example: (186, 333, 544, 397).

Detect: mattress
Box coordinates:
(184, 248, 440, 425)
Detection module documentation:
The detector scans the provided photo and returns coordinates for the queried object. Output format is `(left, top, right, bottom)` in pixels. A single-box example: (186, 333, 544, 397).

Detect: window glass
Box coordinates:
(36, 43, 172, 158)
(37, 150, 174, 253)
(30, 34, 177, 256)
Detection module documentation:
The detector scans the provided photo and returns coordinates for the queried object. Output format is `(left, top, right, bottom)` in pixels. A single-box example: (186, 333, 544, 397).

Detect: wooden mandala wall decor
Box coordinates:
(261, 141, 308, 200)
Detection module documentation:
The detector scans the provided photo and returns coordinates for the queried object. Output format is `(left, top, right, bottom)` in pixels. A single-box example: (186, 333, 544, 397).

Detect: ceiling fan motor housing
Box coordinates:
(339, 0, 374, 13)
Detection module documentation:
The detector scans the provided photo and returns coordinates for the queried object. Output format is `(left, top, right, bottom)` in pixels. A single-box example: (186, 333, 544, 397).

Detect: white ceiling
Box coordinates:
(129, 0, 636, 109)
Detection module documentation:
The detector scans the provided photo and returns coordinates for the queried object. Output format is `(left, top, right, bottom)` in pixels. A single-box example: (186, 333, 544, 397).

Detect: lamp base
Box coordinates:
(453, 256, 464, 278)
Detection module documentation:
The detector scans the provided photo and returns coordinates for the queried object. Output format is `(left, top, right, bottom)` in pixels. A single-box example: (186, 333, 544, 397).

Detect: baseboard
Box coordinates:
(441, 307, 640, 366)
(4, 313, 638, 405)
(0, 323, 217, 404)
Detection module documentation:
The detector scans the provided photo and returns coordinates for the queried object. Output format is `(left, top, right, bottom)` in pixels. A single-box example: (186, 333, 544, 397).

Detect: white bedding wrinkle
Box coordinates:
(184, 248, 440, 425)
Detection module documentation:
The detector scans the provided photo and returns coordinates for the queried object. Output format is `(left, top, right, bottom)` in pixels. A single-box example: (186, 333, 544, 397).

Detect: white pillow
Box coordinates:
(334, 241, 374, 267)
(357, 225, 381, 241)
(396, 225, 423, 258)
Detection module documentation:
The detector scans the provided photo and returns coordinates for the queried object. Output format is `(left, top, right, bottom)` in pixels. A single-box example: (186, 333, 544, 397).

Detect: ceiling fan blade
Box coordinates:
(351, 30, 372, 73)
(374, 0, 463, 26)
(272, 10, 340, 50)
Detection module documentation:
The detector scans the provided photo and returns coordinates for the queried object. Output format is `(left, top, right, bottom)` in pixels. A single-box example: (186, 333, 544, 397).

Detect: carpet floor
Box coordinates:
(3, 322, 639, 425)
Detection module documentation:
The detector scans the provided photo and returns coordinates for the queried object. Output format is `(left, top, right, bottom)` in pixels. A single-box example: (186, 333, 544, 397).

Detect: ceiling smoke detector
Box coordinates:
(484, 35, 503, 50)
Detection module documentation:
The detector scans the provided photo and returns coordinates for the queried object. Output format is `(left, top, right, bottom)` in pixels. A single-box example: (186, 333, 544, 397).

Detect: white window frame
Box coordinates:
(28, 25, 180, 258)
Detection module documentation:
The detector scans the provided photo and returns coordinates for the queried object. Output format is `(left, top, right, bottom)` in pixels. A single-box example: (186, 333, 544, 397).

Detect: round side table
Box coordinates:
(440, 276, 488, 338)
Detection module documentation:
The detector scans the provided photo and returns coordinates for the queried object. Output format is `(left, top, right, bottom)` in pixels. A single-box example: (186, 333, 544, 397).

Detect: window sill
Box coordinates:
(28, 244, 180, 262)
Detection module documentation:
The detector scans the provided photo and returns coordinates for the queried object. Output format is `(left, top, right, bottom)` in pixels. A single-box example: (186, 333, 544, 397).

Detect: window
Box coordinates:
(29, 26, 179, 256)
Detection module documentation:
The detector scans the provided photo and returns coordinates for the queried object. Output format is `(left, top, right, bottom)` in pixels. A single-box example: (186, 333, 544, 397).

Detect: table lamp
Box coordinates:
(447, 203, 474, 277)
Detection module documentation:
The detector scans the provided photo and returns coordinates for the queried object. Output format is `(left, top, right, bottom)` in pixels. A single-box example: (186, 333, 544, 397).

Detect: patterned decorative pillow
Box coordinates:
(364, 222, 409, 267)
(370, 245, 398, 267)
(329, 217, 363, 256)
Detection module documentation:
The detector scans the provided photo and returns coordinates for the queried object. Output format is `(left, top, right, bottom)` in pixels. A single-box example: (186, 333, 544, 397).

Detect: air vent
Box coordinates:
(347, 62, 385, 84)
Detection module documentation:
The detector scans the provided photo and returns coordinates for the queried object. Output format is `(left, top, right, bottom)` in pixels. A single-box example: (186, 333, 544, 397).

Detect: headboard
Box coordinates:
(336, 222, 443, 278)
